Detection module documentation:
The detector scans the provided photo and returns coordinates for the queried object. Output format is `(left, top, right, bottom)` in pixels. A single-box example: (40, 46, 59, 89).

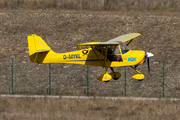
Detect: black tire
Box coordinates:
(104, 81, 109, 83)
(138, 79, 143, 81)
(113, 77, 119, 80)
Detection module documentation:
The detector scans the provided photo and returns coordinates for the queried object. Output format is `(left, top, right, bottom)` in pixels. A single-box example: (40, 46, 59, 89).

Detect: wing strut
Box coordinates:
(126, 39, 133, 46)
(91, 46, 104, 67)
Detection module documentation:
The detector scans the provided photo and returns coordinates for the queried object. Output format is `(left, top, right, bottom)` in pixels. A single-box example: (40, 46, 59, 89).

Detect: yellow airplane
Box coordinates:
(27, 33, 154, 82)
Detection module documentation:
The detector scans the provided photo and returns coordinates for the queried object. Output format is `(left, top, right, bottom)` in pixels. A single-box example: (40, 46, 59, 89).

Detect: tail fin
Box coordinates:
(27, 34, 51, 63)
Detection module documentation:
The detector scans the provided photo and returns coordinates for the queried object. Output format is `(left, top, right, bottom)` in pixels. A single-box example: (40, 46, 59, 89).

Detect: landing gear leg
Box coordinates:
(130, 66, 141, 74)
(130, 66, 144, 81)
(97, 67, 111, 82)
(104, 67, 110, 83)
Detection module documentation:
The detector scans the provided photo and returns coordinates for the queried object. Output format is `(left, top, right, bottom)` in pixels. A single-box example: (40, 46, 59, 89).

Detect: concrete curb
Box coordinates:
(0, 94, 180, 101)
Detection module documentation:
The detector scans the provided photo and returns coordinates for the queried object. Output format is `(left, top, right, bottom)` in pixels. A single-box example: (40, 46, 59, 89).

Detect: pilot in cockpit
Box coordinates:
(107, 46, 114, 54)
(107, 45, 122, 62)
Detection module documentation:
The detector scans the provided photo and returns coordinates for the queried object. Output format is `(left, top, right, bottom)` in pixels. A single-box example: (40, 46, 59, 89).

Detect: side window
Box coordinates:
(107, 45, 122, 62)
(95, 46, 118, 55)
(95, 46, 106, 54)
(114, 46, 120, 54)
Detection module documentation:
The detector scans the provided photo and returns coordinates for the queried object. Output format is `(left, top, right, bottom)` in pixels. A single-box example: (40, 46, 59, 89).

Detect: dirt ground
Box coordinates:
(0, 10, 180, 97)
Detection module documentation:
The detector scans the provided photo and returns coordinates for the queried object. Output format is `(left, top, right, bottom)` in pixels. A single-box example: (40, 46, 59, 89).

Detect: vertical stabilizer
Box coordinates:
(27, 34, 52, 63)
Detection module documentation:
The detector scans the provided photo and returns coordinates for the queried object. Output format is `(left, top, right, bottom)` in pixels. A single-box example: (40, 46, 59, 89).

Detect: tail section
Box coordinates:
(27, 34, 52, 63)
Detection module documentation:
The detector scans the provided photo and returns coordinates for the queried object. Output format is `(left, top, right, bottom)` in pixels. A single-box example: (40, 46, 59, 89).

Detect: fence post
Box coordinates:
(87, 65, 89, 96)
(11, 58, 14, 94)
(124, 66, 126, 96)
(163, 61, 165, 97)
(49, 63, 51, 95)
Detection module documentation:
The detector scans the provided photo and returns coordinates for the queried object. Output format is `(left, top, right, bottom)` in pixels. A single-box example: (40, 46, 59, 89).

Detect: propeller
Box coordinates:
(145, 52, 154, 73)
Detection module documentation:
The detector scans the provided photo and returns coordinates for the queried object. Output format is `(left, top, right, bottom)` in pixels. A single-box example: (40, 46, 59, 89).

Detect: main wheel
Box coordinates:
(113, 77, 119, 80)
(109, 72, 121, 81)
(104, 81, 109, 83)
(138, 79, 143, 81)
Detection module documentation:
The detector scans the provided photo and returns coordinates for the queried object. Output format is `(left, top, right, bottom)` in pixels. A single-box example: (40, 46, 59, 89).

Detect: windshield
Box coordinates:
(119, 42, 130, 54)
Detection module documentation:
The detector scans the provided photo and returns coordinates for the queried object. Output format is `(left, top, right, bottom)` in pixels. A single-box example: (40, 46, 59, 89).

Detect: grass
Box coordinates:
(0, 0, 179, 11)
(0, 97, 180, 119)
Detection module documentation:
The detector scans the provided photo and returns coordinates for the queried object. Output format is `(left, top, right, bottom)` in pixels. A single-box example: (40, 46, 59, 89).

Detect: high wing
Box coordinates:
(76, 33, 141, 47)
(76, 42, 119, 47)
(107, 33, 141, 43)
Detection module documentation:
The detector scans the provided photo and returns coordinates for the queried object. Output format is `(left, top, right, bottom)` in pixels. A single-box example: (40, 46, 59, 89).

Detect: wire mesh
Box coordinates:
(1, 57, 179, 98)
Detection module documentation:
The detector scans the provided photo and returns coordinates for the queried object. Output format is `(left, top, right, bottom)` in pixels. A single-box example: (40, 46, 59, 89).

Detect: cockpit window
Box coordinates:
(107, 46, 120, 55)
(95, 46, 106, 54)
(114, 46, 120, 54)
(119, 42, 130, 54)
(107, 46, 122, 61)
(95, 45, 122, 62)
(93, 41, 130, 61)
(95, 45, 120, 55)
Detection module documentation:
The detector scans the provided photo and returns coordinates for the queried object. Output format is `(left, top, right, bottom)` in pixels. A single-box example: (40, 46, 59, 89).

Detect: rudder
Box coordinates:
(27, 34, 51, 63)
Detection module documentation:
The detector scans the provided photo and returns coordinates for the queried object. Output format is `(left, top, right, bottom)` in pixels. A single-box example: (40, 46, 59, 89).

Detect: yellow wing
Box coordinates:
(76, 33, 141, 47)
(107, 33, 141, 43)
(76, 42, 119, 47)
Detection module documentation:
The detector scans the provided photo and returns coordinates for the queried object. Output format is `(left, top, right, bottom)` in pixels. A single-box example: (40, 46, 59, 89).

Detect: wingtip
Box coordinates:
(134, 33, 141, 36)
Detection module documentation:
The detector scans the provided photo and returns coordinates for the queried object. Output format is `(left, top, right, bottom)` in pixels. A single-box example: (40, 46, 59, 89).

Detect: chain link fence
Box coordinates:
(1, 58, 178, 98)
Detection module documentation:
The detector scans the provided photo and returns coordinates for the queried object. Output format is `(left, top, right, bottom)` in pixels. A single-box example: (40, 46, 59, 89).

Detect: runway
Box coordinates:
(0, 94, 180, 101)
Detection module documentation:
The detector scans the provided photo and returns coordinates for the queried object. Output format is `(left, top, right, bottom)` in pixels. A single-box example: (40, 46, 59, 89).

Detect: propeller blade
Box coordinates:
(145, 52, 153, 74)
(147, 57, 150, 73)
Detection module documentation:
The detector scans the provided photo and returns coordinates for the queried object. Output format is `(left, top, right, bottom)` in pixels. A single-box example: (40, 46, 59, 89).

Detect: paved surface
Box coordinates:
(0, 95, 180, 101)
